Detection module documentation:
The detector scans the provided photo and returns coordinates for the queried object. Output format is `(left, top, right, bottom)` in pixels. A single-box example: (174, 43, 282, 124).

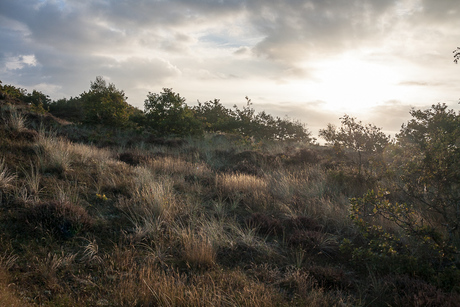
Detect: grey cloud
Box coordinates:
(246, 0, 397, 62)
(418, 0, 460, 22)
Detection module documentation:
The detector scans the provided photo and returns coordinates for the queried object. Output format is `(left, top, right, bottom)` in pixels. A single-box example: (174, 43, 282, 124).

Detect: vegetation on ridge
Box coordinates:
(0, 78, 459, 306)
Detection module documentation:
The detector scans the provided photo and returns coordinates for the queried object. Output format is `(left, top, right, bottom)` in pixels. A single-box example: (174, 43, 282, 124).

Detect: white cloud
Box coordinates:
(4, 54, 37, 70)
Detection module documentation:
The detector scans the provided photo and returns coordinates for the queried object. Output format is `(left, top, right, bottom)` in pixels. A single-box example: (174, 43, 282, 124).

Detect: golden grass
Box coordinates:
(180, 228, 216, 269)
(146, 156, 211, 178)
(217, 173, 267, 194)
(112, 256, 287, 306)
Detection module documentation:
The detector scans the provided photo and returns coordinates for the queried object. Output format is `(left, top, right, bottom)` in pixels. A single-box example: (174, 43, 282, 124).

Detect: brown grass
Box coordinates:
(0, 268, 30, 307)
(180, 229, 216, 269)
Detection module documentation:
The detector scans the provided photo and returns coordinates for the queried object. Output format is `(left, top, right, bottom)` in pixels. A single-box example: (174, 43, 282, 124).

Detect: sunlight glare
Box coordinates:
(310, 55, 401, 112)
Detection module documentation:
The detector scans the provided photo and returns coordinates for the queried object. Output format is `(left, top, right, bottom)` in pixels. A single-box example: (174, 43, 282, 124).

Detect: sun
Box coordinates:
(310, 54, 401, 113)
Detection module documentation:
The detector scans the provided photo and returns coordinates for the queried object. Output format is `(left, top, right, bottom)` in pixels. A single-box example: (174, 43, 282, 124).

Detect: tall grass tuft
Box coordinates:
(0, 158, 16, 190)
(180, 228, 215, 269)
(4, 109, 27, 132)
(35, 132, 72, 173)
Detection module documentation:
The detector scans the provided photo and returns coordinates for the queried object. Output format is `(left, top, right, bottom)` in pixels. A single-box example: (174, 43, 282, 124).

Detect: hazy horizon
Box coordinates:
(1, 0, 459, 138)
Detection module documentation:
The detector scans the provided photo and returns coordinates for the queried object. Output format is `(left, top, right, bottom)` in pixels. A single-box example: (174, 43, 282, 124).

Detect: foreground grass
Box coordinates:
(0, 102, 459, 306)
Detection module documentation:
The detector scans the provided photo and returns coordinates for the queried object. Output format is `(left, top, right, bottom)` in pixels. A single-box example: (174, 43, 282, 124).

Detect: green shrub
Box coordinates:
(80, 76, 133, 127)
(343, 189, 460, 289)
(144, 88, 202, 136)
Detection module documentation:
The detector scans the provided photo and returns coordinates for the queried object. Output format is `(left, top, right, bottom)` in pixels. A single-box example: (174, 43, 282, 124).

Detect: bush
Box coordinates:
(390, 103, 460, 244)
(80, 76, 133, 127)
(319, 115, 389, 174)
(144, 88, 202, 136)
(344, 189, 460, 288)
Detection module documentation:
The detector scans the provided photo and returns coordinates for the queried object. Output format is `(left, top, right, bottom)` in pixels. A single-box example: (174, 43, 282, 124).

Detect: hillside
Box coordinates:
(0, 86, 459, 306)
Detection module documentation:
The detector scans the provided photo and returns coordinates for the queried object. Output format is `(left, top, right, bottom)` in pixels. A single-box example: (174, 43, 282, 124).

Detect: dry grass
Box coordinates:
(116, 166, 180, 240)
(34, 252, 76, 291)
(4, 109, 27, 132)
(53, 180, 81, 206)
(180, 228, 216, 269)
(0, 158, 16, 190)
(35, 132, 72, 173)
(216, 173, 270, 211)
(70, 141, 112, 164)
(217, 173, 267, 194)
(19, 162, 41, 203)
(112, 256, 287, 306)
(146, 156, 212, 178)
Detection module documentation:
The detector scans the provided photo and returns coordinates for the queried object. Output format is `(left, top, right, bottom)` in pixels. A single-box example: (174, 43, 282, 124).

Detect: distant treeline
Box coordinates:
(0, 77, 312, 142)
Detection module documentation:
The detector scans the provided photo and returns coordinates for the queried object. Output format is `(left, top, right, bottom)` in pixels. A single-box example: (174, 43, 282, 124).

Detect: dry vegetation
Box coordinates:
(0, 98, 459, 306)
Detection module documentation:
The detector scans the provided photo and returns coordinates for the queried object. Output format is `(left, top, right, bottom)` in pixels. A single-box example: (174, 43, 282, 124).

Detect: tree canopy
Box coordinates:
(80, 76, 132, 127)
(319, 115, 390, 173)
(144, 88, 202, 136)
(390, 103, 460, 242)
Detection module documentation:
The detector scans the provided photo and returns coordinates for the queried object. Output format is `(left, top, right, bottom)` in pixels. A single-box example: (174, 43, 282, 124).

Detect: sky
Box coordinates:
(1, 0, 459, 139)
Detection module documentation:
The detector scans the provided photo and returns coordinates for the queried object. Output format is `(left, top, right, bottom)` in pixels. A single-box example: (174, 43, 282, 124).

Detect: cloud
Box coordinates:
(3, 54, 37, 70)
(247, 0, 397, 63)
(397, 80, 443, 87)
(0, 0, 459, 121)
(366, 100, 417, 136)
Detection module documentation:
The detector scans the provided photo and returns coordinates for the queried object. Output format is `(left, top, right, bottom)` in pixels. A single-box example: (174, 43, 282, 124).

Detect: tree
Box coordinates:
(232, 97, 312, 142)
(80, 76, 132, 127)
(48, 97, 85, 123)
(274, 116, 312, 142)
(0, 81, 26, 100)
(319, 115, 390, 174)
(24, 90, 51, 114)
(144, 88, 202, 136)
(454, 47, 460, 64)
(193, 99, 238, 133)
(390, 103, 460, 243)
